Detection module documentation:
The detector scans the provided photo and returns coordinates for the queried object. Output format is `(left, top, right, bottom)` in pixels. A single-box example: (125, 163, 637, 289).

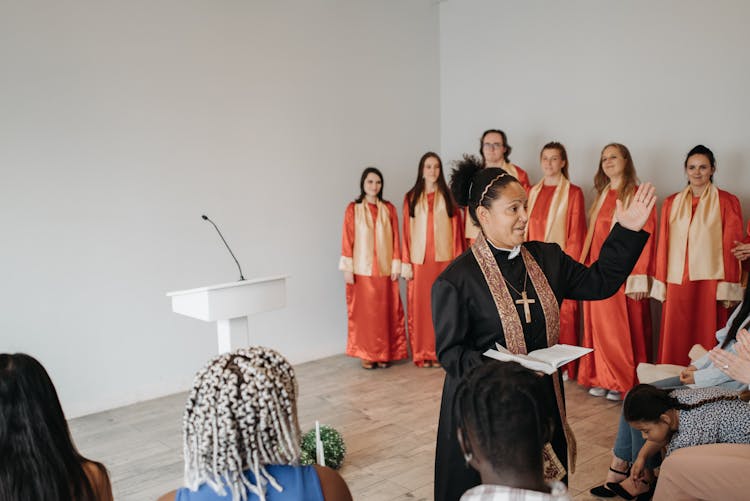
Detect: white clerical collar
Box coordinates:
(487, 239, 521, 259)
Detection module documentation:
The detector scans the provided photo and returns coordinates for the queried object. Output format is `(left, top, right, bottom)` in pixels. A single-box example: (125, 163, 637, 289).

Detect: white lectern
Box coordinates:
(166, 276, 287, 353)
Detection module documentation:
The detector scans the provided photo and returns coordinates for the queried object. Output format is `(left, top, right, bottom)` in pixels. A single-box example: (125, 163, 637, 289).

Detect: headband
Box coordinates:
(478, 172, 508, 205)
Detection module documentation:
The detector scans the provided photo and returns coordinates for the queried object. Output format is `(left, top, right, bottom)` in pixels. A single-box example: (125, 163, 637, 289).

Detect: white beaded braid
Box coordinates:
(183, 347, 301, 501)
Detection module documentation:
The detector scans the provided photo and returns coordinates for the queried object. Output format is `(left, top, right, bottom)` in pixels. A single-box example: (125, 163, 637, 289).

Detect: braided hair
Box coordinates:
(449, 155, 521, 227)
(623, 384, 750, 423)
(453, 360, 554, 475)
(183, 347, 301, 501)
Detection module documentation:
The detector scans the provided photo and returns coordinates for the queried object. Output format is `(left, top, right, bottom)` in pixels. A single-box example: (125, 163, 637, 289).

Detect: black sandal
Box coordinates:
(590, 466, 630, 498)
(606, 479, 652, 501)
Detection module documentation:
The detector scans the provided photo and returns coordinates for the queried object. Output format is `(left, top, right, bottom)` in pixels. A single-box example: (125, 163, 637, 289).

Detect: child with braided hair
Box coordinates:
(158, 347, 352, 501)
(454, 360, 573, 500)
(622, 384, 750, 498)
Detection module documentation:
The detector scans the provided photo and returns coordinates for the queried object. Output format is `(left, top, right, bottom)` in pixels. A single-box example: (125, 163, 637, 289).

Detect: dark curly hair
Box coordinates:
(450, 155, 521, 226)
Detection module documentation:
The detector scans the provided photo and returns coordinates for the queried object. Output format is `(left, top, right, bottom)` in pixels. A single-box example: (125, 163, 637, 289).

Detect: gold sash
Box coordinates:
(471, 232, 576, 478)
(353, 200, 393, 276)
(526, 177, 570, 250)
(579, 186, 632, 263)
(502, 161, 520, 180)
(409, 191, 454, 264)
(666, 184, 724, 284)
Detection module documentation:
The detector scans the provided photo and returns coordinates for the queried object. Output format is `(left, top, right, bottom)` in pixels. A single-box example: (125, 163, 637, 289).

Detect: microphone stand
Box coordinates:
(201, 215, 246, 281)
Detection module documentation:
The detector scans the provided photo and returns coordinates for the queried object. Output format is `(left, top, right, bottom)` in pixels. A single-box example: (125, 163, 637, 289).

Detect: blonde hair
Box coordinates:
(182, 347, 300, 501)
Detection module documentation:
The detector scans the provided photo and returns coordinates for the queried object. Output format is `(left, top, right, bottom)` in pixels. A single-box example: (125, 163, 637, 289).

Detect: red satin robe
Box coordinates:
(341, 201, 407, 362)
(402, 192, 464, 365)
(526, 183, 586, 378)
(655, 189, 743, 365)
(512, 164, 532, 192)
(578, 189, 656, 393)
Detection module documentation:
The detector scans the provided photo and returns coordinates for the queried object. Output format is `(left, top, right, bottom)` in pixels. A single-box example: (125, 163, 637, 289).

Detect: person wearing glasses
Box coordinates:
(462, 129, 532, 245)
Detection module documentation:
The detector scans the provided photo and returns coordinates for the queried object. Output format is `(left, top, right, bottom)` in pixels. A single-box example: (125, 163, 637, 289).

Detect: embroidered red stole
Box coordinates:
(471, 232, 577, 478)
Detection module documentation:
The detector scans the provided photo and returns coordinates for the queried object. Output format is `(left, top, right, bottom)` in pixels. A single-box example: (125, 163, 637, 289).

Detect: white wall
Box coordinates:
(0, 1, 440, 418)
(440, 0, 750, 213)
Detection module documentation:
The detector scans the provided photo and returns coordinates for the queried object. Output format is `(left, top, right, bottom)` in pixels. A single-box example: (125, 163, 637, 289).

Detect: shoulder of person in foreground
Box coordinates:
(314, 464, 353, 501)
(82, 460, 114, 501)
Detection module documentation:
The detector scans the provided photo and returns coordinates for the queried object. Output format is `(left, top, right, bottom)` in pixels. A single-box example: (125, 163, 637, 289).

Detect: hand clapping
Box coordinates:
(615, 182, 657, 232)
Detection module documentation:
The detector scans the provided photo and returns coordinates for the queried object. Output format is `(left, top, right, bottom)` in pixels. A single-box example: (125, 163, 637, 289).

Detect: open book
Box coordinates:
(483, 343, 593, 375)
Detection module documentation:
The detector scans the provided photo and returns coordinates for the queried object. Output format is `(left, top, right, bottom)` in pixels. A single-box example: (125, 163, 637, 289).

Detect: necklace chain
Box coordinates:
(503, 270, 528, 296)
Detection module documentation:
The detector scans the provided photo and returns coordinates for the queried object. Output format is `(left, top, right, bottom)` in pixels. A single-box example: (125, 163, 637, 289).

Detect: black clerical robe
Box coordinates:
(431, 224, 649, 501)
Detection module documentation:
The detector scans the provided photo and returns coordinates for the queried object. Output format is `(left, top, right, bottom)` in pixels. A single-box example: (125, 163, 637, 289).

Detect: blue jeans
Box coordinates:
(612, 376, 682, 467)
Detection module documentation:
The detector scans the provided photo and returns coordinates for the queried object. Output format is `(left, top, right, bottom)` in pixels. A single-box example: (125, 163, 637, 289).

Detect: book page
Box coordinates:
(526, 344, 593, 368)
(483, 346, 556, 375)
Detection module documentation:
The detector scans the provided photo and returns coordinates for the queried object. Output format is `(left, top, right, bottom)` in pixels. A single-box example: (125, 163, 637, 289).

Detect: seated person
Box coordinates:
(623, 385, 750, 499)
(158, 346, 353, 501)
(455, 360, 572, 501)
(0, 353, 113, 500)
(653, 443, 750, 501)
(591, 290, 750, 499)
(711, 328, 750, 386)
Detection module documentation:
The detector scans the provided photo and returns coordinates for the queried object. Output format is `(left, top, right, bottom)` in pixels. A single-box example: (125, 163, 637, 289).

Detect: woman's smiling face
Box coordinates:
(477, 181, 528, 248)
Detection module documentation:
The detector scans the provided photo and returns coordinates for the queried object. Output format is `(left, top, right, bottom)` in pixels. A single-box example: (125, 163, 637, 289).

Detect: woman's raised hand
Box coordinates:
(615, 182, 657, 232)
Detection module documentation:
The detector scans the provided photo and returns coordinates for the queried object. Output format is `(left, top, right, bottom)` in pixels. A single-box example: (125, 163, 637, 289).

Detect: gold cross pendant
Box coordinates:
(515, 291, 536, 323)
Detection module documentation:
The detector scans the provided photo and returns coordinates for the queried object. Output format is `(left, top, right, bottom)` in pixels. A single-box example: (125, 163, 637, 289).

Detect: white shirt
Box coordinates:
(460, 481, 572, 501)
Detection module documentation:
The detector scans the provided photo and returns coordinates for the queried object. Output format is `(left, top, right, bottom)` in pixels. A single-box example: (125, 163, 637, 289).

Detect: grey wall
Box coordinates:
(1, 1, 441, 417)
(440, 0, 750, 212)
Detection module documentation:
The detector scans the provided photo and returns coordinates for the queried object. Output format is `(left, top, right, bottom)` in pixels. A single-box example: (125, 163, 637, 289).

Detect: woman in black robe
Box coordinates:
(431, 161, 656, 501)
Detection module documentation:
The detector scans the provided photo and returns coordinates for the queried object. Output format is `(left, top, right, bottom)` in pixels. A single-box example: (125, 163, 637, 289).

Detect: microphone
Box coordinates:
(201, 214, 246, 281)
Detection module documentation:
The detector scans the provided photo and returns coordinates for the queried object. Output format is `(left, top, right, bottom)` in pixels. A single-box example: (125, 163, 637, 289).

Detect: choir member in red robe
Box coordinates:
(526, 142, 586, 378)
(402, 152, 464, 367)
(464, 130, 532, 246)
(578, 143, 656, 401)
(652, 145, 744, 365)
(339, 167, 407, 369)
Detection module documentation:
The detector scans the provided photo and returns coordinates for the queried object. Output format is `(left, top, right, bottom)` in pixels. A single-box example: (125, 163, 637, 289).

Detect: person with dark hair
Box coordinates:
(526, 142, 586, 380)
(401, 152, 464, 367)
(338, 167, 407, 369)
(622, 384, 750, 498)
(652, 145, 744, 366)
(432, 162, 656, 501)
(0, 353, 113, 501)
(455, 360, 572, 500)
(158, 347, 353, 501)
(578, 143, 657, 402)
(479, 129, 531, 190)
(462, 130, 532, 246)
(590, 282, 750, 499)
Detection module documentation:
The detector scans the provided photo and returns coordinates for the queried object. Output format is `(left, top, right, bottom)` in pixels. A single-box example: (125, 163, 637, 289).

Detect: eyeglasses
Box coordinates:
(482, 142, 504, 150)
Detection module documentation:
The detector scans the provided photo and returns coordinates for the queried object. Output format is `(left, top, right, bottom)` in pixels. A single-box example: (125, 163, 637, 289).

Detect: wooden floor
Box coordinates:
(69, 354, 622, 500)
